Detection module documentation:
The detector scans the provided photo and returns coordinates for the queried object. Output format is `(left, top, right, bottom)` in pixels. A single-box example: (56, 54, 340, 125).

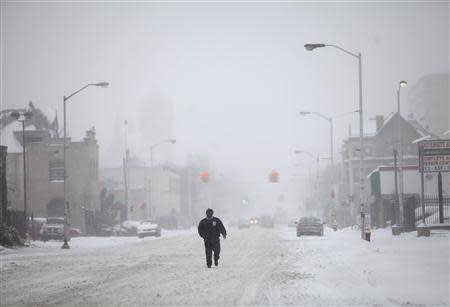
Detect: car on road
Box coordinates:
(40, 217, 66, 241)
(249, 217, 259, 226)
(238, 219, 251, 229)
(137, 220, 161, 238)
(296, 216, 324, 237)
(259, 216, 274, 228)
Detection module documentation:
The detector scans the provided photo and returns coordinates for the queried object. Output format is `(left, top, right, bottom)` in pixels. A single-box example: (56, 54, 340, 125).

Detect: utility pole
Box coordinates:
(61, 82, 109, 249)
(394, 149, 399, 225)
(10, 110, 33, 237)
(304, 43, 365, 239)
(397, 80, 407, 229)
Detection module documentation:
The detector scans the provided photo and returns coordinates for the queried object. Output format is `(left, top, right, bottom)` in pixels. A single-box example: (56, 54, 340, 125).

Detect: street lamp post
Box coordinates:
(305, 43, 365, 239)
(10, 110, 33, 237)
(61, 82, 109, 249)
(397, 80, 407, 228)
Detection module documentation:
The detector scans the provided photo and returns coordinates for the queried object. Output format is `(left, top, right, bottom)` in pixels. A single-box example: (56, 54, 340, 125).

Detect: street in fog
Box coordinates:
(1, 1, 449, 306)
(2, 227, 448, 307)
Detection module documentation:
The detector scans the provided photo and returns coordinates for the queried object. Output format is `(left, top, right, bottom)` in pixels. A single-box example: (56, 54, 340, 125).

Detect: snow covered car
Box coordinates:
(296, 217, 324, 237)
(137, 220, 161, 238)
(40, 217, 66, 241)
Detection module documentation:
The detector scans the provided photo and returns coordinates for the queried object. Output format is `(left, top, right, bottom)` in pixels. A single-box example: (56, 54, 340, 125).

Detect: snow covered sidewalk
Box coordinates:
(277, 227, 450, 306)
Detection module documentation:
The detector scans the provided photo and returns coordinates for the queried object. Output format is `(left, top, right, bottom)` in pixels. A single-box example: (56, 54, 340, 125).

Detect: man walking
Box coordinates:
(198, 208, 227, 268)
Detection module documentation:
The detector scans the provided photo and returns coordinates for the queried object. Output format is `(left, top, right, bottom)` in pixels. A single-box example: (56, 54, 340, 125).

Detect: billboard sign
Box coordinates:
(420, 139, 450, 172)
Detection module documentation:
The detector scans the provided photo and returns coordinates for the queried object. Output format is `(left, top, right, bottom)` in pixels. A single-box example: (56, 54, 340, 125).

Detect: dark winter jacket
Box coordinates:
(198, 217, 227, 242)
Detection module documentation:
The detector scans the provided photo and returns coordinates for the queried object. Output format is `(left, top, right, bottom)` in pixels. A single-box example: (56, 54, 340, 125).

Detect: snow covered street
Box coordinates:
(1, 227, 449, 306)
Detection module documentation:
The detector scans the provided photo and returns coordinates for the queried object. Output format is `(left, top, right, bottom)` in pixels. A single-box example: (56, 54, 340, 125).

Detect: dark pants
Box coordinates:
(204, 240, 220, 267)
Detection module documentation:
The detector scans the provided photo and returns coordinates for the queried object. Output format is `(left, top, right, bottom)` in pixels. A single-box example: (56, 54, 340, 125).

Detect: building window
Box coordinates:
(49, 159, 64, 182)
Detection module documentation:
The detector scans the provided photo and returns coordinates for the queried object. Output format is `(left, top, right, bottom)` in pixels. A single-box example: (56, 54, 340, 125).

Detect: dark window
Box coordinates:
(49, 159, 64, 182)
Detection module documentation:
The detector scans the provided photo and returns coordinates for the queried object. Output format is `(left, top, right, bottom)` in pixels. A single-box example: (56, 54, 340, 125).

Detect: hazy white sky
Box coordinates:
(1, 1, 449, 179)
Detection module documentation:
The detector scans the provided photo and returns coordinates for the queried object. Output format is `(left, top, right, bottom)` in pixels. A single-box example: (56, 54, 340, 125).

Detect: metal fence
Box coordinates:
(415, 195, 450, 225)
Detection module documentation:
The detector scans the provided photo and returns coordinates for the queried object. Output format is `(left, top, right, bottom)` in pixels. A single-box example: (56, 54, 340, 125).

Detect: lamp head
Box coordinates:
(299, 111, 311, 116)
(304, 43, 326, 51)
(94, 82, 109, 87)
(399, 80, 407, 88)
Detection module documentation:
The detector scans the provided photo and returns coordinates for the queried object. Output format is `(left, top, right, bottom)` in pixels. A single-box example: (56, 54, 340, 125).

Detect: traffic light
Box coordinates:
(200, 171, 210, 183)
(269, 170, 279, 183)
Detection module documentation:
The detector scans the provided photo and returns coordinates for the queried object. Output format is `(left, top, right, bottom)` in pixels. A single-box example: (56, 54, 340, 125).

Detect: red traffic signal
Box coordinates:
(269, 170, 279, 183)
(200, 171, 210, 183)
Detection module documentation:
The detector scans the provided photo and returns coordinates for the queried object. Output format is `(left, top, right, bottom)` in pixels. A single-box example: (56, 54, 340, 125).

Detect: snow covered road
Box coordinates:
(1, 227, 449, 306)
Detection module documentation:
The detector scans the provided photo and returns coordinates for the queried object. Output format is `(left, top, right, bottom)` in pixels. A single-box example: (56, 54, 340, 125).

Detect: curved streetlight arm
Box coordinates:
(150, 139, 176, 150)
(65, 84, 93, 101)
(326, 44, 359, 59)
(294, 150, 317, 160)
(65, 82, 109, 101)
(311, 112, 331, 123)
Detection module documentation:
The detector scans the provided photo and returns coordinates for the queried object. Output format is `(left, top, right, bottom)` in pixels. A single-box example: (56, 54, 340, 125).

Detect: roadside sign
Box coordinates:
(419, 139, 450, 173)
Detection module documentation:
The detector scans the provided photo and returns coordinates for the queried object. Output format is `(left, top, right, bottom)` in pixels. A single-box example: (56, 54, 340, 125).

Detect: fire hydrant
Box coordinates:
(364, 226, 371, 242)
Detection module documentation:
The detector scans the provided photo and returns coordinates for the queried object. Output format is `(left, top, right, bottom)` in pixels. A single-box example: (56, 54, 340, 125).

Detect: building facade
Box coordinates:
(1, 104, 100, 233)
(339, 113, 434, 224)
(99, 164, 183, 226)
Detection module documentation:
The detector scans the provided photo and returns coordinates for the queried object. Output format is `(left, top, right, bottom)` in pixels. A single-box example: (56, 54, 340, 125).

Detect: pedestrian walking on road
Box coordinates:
(198, 208, 227, 268)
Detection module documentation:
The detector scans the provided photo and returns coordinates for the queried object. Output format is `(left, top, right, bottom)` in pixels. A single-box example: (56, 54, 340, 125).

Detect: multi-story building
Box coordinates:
(1, 104, 100, 233)
(340, 113, 433, 209)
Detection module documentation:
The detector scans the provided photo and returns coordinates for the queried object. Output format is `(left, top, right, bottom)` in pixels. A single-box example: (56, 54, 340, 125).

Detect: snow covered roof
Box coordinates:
(0, 121, 35, 153)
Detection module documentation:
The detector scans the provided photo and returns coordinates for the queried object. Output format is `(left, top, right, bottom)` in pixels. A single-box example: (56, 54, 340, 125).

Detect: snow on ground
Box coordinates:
(0, 228, 195, 260)
(277, 227, 449, 306)
(1, 226, 448, 306)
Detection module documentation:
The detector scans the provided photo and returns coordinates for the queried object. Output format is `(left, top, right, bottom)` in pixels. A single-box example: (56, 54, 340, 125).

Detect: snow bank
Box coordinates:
(277, 227, 449, 306)
(0, 228, 195, 259)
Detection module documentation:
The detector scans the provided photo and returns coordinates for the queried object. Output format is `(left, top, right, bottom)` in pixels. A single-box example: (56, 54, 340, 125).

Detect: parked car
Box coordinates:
(288, 219, 298, 228)
(296, 217, 324, 237)
(259, 216, 274, 228)
(112, 224, 136, 236)
(137, 220, 161, 238)
(121, 220, 140, 235)
(238, 219, 250, 229)
(40, 217, 66, 241)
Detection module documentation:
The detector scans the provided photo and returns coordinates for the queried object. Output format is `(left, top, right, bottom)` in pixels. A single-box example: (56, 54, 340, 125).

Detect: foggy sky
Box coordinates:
(1, 1, 449, 180)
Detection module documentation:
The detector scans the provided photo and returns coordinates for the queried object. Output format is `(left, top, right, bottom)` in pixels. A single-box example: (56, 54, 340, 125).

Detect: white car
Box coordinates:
(137, 220, 161, 238)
